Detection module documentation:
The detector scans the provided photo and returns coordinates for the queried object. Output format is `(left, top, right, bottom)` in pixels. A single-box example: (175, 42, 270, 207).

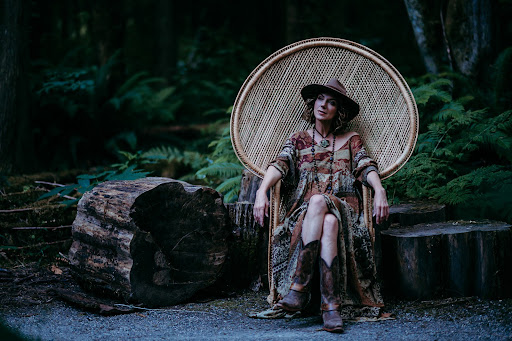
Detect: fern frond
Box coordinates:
(196, 162, 244, 179)
(216, 175, 242, 193)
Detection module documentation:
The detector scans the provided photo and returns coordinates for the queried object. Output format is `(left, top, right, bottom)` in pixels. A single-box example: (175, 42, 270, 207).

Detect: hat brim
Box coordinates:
(301, 84, 359, 121)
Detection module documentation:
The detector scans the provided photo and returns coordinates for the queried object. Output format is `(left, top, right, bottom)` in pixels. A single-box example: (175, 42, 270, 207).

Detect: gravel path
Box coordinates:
(2, 291, 511, 340)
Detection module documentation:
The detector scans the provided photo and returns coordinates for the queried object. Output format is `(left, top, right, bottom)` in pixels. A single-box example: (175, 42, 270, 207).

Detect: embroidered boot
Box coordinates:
(276, 239, 319, 312)
(320, 256, 344, 333)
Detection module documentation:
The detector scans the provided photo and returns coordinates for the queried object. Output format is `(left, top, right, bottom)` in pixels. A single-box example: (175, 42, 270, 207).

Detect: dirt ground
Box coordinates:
(1, 264, 511, 340)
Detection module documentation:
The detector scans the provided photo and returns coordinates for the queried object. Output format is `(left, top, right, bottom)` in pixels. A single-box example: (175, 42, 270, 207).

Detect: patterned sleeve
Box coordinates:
(268, 135, 297, 181)
(351, 135, 379, 187)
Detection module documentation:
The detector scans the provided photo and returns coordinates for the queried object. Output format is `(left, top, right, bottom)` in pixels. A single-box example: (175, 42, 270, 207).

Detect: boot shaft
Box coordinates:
(319, 256, 341, 311)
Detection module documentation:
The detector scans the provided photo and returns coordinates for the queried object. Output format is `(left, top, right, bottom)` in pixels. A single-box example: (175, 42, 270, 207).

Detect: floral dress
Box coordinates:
(269, 131, 383, 318)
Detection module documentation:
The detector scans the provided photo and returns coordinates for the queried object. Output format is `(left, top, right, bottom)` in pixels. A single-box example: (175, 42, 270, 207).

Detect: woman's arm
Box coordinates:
(253, 165, 283, 226)
(366, 170, 389, 225)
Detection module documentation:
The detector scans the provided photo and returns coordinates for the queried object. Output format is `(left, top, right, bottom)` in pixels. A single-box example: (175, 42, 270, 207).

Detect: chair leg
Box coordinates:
(320, 256, 344, 333)
(276, 240, 319, 312)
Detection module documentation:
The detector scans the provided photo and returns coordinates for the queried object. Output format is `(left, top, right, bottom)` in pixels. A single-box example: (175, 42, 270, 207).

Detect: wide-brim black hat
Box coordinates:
(300, 78, 360, 121)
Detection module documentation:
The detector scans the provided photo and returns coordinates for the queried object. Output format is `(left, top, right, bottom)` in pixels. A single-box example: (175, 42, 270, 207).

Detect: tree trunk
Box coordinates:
(403, 0, 449, 74)
(69, 177, 231, 307)
(404, 0, 495, 79)
(90, 0, 125, 103)
(154, 0, 177, 80)
(0, 0, 32, 174)
(444, 0, 493, 78)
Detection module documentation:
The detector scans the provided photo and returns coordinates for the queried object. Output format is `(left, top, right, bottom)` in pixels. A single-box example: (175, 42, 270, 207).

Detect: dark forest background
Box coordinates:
(1, 0, 512, 222)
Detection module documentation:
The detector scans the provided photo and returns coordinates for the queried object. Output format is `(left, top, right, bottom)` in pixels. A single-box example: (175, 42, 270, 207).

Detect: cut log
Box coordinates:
(381, 221, 512, 300)
(225, 202, 268, 288)
(373, 200, 446, 279)
(388, 200, 446, 227)
(68, 177, 230, 307)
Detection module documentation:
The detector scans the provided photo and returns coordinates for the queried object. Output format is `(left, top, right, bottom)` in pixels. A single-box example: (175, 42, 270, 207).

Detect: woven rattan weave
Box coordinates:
(230, 37, 418, 296)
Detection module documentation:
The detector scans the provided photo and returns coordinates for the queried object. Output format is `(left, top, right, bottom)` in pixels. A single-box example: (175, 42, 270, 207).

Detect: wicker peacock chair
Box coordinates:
(230, 37, 418, 302)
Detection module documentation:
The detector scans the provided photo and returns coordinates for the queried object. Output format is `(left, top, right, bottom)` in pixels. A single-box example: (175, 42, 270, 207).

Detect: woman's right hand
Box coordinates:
(253, 189, 269, 226)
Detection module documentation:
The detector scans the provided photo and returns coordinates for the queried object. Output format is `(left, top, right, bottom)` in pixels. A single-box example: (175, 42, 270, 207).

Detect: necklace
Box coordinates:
(314, 127, 330, 148)
(311, 129, 336, 194)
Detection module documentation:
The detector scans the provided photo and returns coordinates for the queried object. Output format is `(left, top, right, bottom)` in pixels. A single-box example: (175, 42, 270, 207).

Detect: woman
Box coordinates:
(253, 78, 389, 333)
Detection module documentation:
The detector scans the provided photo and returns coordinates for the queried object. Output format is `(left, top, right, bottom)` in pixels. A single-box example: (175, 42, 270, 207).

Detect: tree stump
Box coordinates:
(238, 170, 261, 203)
(225, 201, 268, 289)
(381, 221, 512, 299)
(68, 177, 231, 307)
(388, 200, 446, 228)
(373, 200, 446, 279)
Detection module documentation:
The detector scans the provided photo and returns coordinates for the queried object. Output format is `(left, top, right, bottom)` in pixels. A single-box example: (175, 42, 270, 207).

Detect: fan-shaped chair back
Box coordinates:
(230, 38, 418, 299)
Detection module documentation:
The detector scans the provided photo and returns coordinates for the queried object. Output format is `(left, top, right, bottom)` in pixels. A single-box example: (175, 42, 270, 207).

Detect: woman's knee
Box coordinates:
(307, 195, 328, 215)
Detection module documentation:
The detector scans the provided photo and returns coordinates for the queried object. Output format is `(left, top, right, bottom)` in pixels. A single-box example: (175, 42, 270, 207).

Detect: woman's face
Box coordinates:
(313, 93, 338, 123)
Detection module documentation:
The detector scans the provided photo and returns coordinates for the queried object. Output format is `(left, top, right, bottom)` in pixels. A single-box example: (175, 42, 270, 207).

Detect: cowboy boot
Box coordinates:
(320, 256, 343, 333)
(276, 239, 319, 312)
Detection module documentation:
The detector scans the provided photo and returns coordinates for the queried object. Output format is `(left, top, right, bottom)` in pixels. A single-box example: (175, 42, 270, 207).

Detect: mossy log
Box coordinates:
(68, 177, 231, 307)
(381, 221, 512, 299)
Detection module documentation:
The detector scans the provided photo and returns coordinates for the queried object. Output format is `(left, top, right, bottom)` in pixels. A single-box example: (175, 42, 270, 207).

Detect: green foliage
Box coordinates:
(386, 72, 512, 223)
(38, 152, 151, 206)
(108, 71, 182, 124)
(142, 146, 206, 170)
(32, 52, 182, 169)
(195, 125, 245, 203)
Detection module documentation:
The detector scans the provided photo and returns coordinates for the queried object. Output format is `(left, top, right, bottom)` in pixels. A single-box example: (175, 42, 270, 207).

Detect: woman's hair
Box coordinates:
(301, 94, 349, 134)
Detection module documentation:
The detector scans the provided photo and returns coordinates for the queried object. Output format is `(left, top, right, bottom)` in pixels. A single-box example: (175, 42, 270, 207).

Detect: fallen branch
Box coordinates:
(34, 181, 65, 187)
(11, 225, 72, 231)
(34, 181, 78, 201)
(407, 297, 475, 310)
(0, 208, 36, 213)
(2, 239, 71, 251)
(113, 303, 217, 315)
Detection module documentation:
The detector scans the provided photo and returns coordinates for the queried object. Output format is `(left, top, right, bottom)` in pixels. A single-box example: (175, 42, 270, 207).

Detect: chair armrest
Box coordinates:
(363, 185, 375, 243)
(267, 179, 282, 304)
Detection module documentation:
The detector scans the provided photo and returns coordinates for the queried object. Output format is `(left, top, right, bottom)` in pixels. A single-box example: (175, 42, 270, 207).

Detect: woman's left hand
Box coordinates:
(373, 188, 389, 225)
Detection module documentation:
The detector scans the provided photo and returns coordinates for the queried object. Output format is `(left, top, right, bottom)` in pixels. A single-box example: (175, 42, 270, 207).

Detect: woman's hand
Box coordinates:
(366, 170, 389, 225)
(253, 189, 269, 226)
(252, 165, 283, 226)
(373, 187, 389, 225)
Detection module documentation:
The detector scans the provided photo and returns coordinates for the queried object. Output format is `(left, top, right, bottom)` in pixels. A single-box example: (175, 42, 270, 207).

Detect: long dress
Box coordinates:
(269, 130, 384, 318)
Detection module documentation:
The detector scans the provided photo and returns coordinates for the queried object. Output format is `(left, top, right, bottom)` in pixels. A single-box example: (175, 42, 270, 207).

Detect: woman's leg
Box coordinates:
(302, 194, 329, 243)
(276, 195, 327, 311)
(319, 213, 344, 333)
(319, 213, 338, 265)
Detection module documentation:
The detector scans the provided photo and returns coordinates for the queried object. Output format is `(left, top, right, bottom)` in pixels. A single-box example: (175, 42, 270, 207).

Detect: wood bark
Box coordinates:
(373, 200, 446, 279)
(381, 221, 512, 299)
(237, 170, 262, 204)
(403, 0, 494, 79)
(388, 201, 446, 227)
(403, 0, 448, 74)
(0, 0, 32, 174)
(68, 177, 231, 307)
(154, 0, 177, 80)
(225, 202, 268, 288)
(444, 0, 493, 78)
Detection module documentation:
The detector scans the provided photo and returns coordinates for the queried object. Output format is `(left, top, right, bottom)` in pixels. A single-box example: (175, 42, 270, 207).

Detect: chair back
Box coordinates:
(231, 38, 418, 181)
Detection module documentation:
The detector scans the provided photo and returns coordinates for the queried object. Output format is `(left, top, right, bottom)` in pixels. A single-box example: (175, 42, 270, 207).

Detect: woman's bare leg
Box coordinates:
(320, 213, 338, 265)
(302, 195, 328, 243)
